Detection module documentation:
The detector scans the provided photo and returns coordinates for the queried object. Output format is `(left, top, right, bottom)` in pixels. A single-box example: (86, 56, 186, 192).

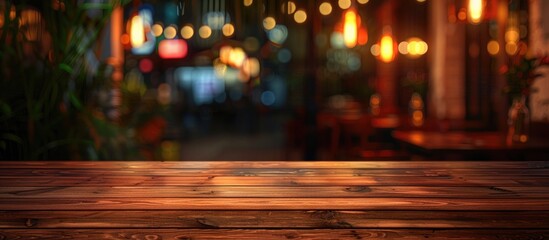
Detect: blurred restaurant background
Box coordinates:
(1, 0, 548, 160)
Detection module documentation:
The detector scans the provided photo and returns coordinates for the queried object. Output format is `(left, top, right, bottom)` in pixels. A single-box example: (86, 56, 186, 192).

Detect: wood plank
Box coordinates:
(1, 161, 547, 169)
(2, 175, 548, 187)
(1, 229, 548, 240)
(2, 210, 548, 229)
(1, 198, 548, 211)
(2, 168, 549, 177)
(1, 186, 548, 198)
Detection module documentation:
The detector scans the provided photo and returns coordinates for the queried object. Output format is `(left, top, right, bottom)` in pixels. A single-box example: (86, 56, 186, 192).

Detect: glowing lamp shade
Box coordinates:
(158, 39, 188, 59)
(379, 34, 396, 63)
(468, 0, 484, 24)
(130, 14, 145, 48)
(343, 10, 358, 48)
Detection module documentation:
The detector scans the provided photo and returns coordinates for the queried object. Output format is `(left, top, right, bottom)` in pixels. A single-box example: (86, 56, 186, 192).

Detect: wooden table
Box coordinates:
(1, 161, 549, 239)
(393, 130, 549, 160)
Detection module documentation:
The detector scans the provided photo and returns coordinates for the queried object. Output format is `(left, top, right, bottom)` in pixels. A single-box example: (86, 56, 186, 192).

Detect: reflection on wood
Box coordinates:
(1, 161, 548, 239)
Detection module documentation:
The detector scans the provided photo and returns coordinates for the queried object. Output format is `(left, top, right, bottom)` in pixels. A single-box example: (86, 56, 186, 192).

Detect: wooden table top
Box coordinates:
(1, 161, 549, 239)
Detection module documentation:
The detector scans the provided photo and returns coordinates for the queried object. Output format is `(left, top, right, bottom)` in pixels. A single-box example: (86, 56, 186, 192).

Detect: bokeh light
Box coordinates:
(487, 40, 500, 55)
(199, 25, 212, 39)
(222, 23, 235, 37)
(163, 25, 177, 39)
(319, 2, 333, 16)
(181, 25, 194, 39)
(380, 34, 396, 62)
(243, 0, 253, 7)
(294, 10, 307, 23)
(152, 23, 163, 37)
(338, 0, 351, 9)
(281, 1, 297, 14)
(263, 17, 276, 30)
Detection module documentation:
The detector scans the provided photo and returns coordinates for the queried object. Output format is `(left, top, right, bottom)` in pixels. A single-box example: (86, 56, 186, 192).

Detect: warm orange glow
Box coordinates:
(263, 17, 276, 30)
(198, 25, 212, 39)
(380, 34, 395, 63)
(338, 0, 351, 10)
(222, 23, 235, 37)
(164, 25, 177, 39)
(319, 2, 333, 16)
(468, 0, 484, 24)
(487, 40, 499, 55)
(229, 47, 246, 68)
(294, 10, 307, 23)
(120, 34, 130, 45)
(242, 57, 260, 78)
(406, 38, 428, 58)
(343, 10, 358, 48)
(282, 1, 297, 14)
(358, 28, 368, 45)
(130, 14, 145, 48)
(181, 25, 194, 39)
(152, 24, 163, 37)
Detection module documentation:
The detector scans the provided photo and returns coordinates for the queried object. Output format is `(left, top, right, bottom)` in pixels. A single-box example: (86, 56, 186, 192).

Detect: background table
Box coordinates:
(1, 161, 549, 239)
(392, 130, 549, 160)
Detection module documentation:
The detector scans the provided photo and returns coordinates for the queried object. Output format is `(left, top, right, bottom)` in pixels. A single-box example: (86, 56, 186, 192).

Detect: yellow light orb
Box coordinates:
(243, 0, 253, 7)
(152, 24, 163, 37)
(243, 57, 261, 77)
(319, 2, 332, 16)
(163, 25, 177, 39)
(199, 25, 212, 39)
(487, 40, 500, 55)
(416, 0, 426, 2)
(130, 15, 145, 48)
(380, 34, 395, 63)
(398, 41, 409, 55)
(294, 10, 307, 23)
(505, 28, 519, 43)
(338, 0, 351, 9)
(357, 0, 369, 4)
(263, 17, 276, 30)
(180, 25, 194, 39)
(343, 10, 358, 48)
(222, 23, 235, 37)
(229, 47, 247, 68)
(505, 42, 518, 55)
(282, 1, 297, 14)
(468, 0, 484, 24)
(219, 46, 233, 63)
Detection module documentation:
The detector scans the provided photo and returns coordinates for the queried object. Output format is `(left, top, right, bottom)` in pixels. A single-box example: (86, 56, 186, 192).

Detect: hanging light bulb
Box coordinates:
(379, 27, 396, 63)
(130, 14, 145, 48)
(343, 9, 358, 48)
(467, 0, 484, 24)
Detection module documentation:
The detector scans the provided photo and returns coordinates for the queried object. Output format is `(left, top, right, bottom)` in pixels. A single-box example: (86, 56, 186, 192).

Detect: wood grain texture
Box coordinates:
(0, 161, 548, 239)
(1, 229, 549, 240)
(2, 210, 549, 229)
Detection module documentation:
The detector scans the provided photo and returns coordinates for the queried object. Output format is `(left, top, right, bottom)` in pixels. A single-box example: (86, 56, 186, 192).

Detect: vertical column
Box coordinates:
(529, 0, 549, 121)
(109, 5, 124, 121)
(375, 0, 397, 115)
(428, 0, 465, 120)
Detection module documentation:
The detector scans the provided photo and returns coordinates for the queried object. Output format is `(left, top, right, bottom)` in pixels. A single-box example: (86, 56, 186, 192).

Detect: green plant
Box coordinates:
(1, 0, 129, 160)
(502, 54, 549, 100)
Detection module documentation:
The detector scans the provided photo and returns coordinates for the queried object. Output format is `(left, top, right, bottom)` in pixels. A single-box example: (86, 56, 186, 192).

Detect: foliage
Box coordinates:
(0, 0, 129, 160)
(502, 54, 549, 100)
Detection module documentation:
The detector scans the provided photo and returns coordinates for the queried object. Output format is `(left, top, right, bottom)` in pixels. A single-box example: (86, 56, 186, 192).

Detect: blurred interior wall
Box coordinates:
(429, 0, 466, 120)
(529, 0, 549, 122)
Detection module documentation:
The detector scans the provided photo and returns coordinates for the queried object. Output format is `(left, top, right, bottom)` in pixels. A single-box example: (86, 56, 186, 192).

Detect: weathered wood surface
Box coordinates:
(0, 161, 548, 239)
